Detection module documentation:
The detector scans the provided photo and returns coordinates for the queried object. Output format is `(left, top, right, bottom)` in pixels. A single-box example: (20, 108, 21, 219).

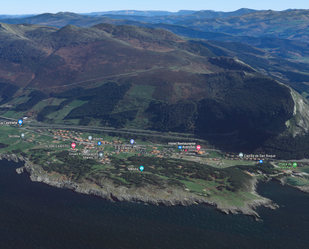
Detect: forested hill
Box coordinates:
(0, 22, 303, 155)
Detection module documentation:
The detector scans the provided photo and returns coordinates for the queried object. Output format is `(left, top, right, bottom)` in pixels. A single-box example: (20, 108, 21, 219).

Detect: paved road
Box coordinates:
(23, 123, 208, 142)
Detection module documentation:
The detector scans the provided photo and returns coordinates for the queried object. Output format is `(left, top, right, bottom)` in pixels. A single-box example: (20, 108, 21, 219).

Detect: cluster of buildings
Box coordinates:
(225, 154, 264, 161)
(52, 129, 77, 141)
(27, 134, 36, 143)
(114, 145, 134, 153)
(113, 140, 123, 145)
(179, 150, 205, 155)
(99, 156, 111, 164)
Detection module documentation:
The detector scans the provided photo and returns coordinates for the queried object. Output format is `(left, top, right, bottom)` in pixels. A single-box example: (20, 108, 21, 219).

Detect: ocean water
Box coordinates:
(0, 159, 309, 249)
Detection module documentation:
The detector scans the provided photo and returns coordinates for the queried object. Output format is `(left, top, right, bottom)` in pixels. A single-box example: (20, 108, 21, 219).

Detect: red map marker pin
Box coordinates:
(196, 145, 201, 151)
(71, 142, 76, 149)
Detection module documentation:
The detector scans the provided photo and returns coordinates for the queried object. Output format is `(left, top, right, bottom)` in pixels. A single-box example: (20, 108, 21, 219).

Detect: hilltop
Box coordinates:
(2, 10, 309, 67)
(0, 22, 215, 88)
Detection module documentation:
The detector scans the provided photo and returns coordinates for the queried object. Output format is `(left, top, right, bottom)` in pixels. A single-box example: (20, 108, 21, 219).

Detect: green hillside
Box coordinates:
(0, 22, 306, 157)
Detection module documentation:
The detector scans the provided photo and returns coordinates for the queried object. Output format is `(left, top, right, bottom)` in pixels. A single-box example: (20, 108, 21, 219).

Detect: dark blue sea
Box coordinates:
(0, 159, 308, 249)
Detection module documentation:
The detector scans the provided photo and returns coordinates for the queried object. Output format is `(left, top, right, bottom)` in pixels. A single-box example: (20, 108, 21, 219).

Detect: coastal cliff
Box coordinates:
(0, 153, 279, 219)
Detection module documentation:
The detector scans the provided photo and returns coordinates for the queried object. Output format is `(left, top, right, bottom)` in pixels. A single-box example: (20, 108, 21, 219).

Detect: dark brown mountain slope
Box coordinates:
(0, 22, 305, 156)
(0, 23, 217, 89)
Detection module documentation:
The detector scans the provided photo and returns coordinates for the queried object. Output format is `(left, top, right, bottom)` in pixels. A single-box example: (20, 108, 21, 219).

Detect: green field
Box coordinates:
(47, 100, 88, 121)
(50, 98, 66, 106)
(1, 110, 26, 119)
(30, 100, 50, 112)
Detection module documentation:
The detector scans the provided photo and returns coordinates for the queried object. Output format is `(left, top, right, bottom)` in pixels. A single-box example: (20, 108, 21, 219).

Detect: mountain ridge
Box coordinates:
(0, 22, 308, 157)
(176, 9, 309, 42)
(0, 8, 260, 26)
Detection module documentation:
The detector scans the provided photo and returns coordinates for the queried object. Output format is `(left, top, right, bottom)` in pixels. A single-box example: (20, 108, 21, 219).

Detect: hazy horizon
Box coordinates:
(0, 9, 251, 16)
(1, 0, 308, 15)
(1, 8, 309, 16)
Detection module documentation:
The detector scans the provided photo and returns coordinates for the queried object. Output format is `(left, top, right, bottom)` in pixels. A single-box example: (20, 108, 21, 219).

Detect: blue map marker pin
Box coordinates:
(178, 145, 182, 150)
(139, 166, 144, 172)
(97, 141, 101, 146)
(259, 160, 263, 164)
(130, 139, 134, 145)
(18, 119, 23, 126)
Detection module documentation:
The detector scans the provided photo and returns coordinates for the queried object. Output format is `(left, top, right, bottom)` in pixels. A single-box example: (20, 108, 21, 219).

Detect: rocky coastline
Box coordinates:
(271, 174, 309, 193)
(296, 185, 309, 193)
(0, 153, 279, 220)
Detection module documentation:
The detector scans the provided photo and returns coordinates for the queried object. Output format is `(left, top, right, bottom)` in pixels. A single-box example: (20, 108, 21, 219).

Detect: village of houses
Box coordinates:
(20, 128, 309, 182)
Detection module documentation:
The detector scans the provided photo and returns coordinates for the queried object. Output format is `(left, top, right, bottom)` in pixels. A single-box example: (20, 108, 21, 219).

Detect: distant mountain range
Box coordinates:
(176, 9, 309, 42)
(0, 8, 259, 25)
(0, 14, 34, 19)
(84, 8, 259, 21)
(84, 10, 198, 17)
(0, 8, 258, 20)
(4, 10, 309, 89)
(1, 9, 308, 43)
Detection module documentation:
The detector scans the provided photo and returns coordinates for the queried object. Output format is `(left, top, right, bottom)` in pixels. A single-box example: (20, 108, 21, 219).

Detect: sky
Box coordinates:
(1, 0, 308, 15)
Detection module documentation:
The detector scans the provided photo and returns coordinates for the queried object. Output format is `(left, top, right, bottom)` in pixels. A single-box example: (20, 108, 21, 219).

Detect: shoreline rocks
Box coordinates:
(296, 185, 309, 193)
(0, 153, 280, 218)
(16, 166, 25, 174)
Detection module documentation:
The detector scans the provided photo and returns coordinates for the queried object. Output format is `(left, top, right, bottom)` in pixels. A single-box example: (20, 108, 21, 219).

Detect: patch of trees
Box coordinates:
(41, 151, 95, 181)
(15, 90, 48, 111)
(120, 172, 163, 187)
(262, 133, 309, 159)
(64, 82, 132, 119)
(177, 42, 215, 57)
(53, 87, 85, 99)
(0, 83, 19, 105)
(37, 106, 58, 121)
(208, 56, 256, 72)
(147, 101, 197, 132)
(0, 143, 8, 148)
(167, 179, 184, 187)
(284, 71, 309, 83)
(223, 168, 252, 192)
(11, 149, 22, 154)
(112, 156, 250, 192)
(79, 117, 92, 126)
(100, 110, 138, 128)
(0, 39, 45, 64)
(145, 73, 294, 153)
